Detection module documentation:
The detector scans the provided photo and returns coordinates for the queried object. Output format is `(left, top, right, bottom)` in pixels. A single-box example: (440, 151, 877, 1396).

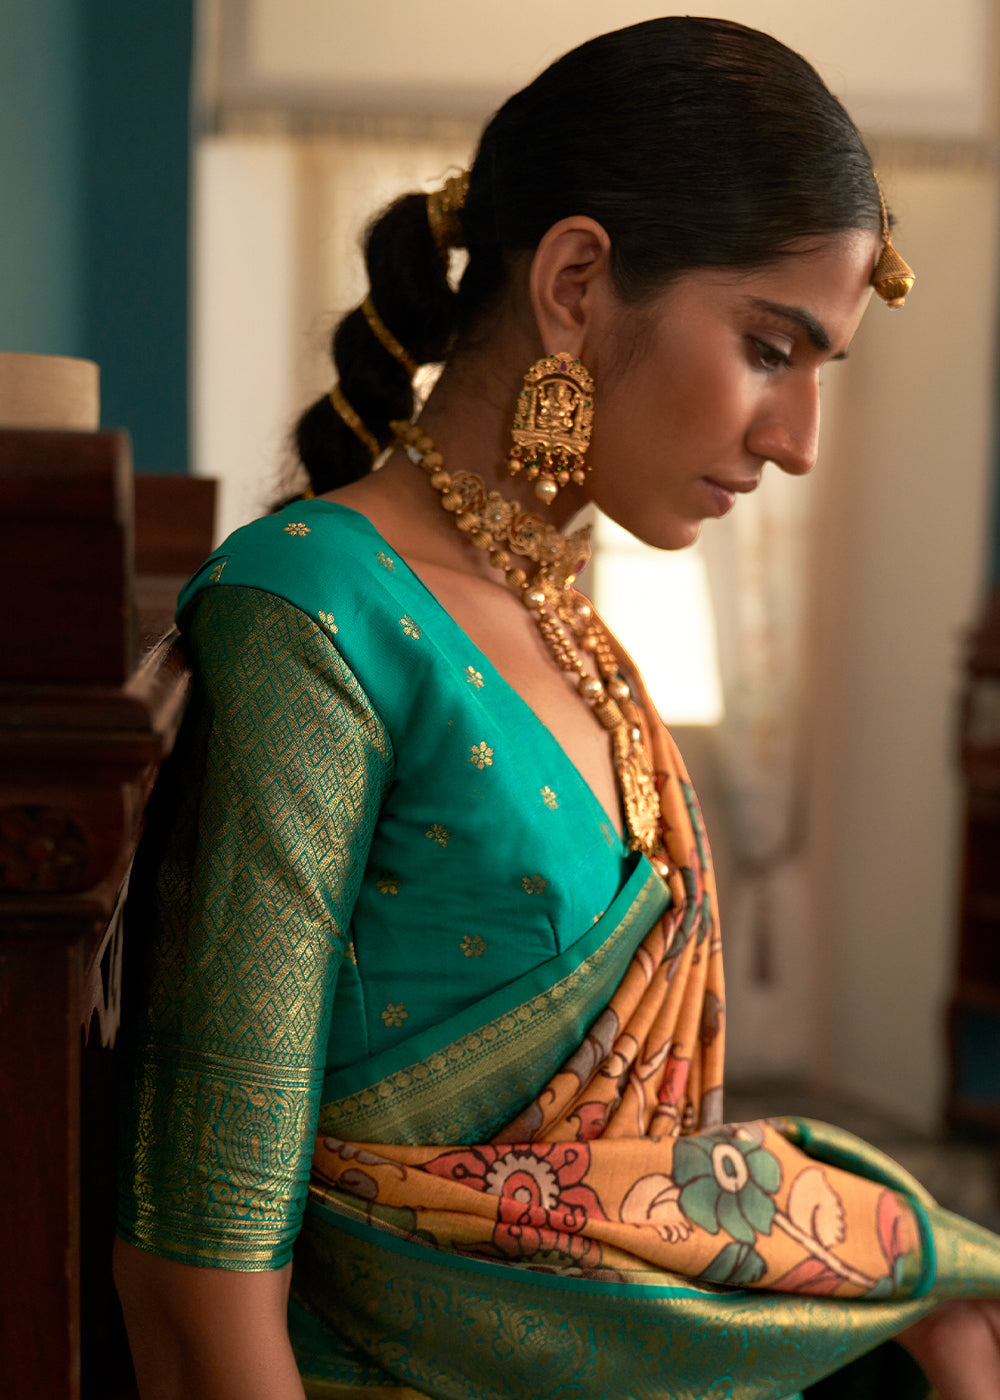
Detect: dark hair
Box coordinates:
(294, 15, 880, 493)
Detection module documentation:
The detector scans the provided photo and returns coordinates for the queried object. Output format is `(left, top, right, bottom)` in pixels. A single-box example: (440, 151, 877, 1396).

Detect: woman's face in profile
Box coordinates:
(582, 229, 880, 550)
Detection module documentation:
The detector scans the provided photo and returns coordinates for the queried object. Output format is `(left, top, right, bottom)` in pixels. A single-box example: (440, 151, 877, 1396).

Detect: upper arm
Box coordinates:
(117, 587, 392, 1272)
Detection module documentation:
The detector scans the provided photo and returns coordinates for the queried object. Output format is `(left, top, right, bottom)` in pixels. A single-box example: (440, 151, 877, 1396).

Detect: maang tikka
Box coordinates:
(871, 177, 915, 308)
(507, 352, 595, 504)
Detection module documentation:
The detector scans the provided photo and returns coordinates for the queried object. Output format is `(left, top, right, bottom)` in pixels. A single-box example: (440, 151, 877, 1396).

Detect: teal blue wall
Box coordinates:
(0, 0, 84, 356)
(0, 0, 193, 473)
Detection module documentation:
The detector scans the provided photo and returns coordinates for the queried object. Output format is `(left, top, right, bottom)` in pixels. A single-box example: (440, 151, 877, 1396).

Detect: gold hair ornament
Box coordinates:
(508, 352, 595, 504)
(426, 171, 469, 259)
(872, 178, 915, 308)
(361, 294, 419, 378)
(392, 417, 667, 874)
(329, 384, 379, 461)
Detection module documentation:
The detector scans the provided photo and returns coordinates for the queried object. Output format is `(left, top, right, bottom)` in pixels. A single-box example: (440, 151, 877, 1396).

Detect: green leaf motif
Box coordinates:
(673, 1137, 712, 1185)
(679, 1174, 722, 1234)
(748, 1146, 782, 1195)
(716, 1190, 755, 1245)
(701, 1241, 767, 1287)
(738, 1179, 777, 1237)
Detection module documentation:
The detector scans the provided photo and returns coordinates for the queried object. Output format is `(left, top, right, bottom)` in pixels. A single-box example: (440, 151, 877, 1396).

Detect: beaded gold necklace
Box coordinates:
(392, 419, 668, 877)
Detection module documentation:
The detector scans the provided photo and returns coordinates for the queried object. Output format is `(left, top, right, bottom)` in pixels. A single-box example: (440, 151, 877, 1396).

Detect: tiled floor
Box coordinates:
(725, 1079, 1000, 1234)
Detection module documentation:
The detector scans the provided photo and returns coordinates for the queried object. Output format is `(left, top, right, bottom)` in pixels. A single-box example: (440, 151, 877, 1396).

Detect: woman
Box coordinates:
(115, 16, 1000, 1399)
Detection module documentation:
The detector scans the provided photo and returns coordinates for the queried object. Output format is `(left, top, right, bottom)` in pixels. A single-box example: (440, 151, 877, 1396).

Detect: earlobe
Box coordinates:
(529, 217, 614, 358)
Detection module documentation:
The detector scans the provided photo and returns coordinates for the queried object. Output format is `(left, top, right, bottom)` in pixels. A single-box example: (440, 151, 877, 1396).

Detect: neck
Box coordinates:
(411, 342, 590, 531)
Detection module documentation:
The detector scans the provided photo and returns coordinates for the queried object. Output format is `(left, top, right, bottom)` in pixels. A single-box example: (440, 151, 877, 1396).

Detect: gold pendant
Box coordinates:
(613, 723, 662, 860)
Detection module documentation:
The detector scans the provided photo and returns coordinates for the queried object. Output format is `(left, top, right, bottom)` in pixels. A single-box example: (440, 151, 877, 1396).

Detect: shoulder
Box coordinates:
(178, 501, 395, 625)
(177, 504, 445, 736)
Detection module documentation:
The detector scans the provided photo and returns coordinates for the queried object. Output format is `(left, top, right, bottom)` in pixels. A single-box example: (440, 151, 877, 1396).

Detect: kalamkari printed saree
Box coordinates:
(293, 674, 1000, 1398)
(117, 503, 1000, 1398)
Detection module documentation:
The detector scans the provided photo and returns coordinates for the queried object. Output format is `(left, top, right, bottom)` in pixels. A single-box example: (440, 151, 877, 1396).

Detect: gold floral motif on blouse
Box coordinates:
(381, 1003, 408, 1027)
(376, 552, 396, 571)
(469, 742, 494, 770)
(400, 615, 421, 639)
(540, 786, 558, 810)
(317, 610, 338, 633)
(209, 561, 226, 583)
(284, 522, 311, 537)
(464, 666, 484, 689)
(376, 875, 400, 896)
(461, 934, 486, 958)
(425, 824, 450, 847)
(521, 875, 548, 895)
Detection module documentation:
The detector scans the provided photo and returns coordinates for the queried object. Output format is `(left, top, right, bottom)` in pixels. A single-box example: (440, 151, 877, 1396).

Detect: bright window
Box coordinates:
(590, 513, 724, 726)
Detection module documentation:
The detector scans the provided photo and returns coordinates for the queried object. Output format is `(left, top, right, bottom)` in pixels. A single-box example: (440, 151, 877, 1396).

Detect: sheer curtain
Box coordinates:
(700, 465, 821, 1075)
(193, 126, 474, 538)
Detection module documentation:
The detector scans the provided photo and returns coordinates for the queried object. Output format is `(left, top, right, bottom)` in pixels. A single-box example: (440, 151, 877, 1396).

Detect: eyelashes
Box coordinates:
(748, 337, 792, 372)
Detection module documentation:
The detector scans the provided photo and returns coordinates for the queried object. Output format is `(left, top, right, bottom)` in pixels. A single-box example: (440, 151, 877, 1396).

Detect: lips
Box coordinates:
(703, 476, 760, 495)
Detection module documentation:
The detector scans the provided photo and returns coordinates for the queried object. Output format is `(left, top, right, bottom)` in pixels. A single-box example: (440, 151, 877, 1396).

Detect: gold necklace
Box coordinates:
(392, 419, 668, 877)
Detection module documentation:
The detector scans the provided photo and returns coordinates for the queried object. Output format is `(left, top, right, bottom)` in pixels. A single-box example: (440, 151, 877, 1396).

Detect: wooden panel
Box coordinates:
(0, 429, 134, 685)
(0, 935, 83, 1398)
(0, 418, 214, 1394)
(134, 474, 216, 575)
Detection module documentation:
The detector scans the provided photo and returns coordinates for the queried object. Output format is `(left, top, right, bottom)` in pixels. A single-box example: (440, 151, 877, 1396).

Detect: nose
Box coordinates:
(747, 375, 820, 477)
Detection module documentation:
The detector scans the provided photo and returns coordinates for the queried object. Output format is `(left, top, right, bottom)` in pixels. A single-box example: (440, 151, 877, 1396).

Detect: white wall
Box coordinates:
(807, 166, 999, 1129)
(224, 0, 993, 138)
(193, 138, 301, 538)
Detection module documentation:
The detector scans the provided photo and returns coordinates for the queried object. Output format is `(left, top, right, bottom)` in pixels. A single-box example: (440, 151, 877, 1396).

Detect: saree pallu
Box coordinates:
(294, 676, 1000, 1399)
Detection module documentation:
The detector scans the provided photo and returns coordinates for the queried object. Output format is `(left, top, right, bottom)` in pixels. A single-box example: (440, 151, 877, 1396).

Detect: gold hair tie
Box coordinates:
(872, 177, 915, 308)
(361, 294, 419, 378)
(426, 171, 469, 259)
(329, 384, 379, 461)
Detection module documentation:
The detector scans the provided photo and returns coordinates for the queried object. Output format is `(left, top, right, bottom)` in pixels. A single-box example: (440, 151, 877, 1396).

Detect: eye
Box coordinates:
(748, 337, 792, 372)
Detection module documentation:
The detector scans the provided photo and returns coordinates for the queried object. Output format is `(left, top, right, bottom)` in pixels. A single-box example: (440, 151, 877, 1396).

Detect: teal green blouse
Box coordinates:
(118, 501, 632, 1270)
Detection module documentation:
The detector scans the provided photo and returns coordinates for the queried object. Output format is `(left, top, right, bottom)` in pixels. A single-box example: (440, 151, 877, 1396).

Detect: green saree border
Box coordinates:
(318, 860, 669, 1144)
(293, 1200, 937, 1400)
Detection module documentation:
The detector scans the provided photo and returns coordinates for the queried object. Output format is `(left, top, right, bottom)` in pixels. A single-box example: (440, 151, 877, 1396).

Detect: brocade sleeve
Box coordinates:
(117, 587, 392, 1270)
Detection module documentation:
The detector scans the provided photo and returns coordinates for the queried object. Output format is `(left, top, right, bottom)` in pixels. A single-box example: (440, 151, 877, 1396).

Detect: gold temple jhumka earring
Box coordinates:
(507, 352, 595, 504)
(871, 178, 915, 308)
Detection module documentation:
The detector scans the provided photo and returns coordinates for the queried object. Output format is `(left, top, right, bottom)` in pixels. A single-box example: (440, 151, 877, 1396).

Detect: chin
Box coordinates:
(632, 518, 703, 552)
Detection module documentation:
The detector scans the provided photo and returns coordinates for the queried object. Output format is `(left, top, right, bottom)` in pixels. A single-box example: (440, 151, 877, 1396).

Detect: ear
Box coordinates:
(528, 217, 614, 359)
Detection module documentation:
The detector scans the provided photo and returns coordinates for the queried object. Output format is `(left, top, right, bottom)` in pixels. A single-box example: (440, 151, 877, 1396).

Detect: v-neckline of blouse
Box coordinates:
(307, 499, 629, 853)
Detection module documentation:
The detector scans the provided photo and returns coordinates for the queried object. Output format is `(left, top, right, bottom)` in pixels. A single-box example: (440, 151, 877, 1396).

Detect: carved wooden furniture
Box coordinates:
(947, 585, 1000, 1133)
(0, 427, 214, 1399)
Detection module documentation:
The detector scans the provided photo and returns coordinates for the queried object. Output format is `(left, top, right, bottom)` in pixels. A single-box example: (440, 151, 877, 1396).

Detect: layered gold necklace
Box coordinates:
(392, 419, 668, 878)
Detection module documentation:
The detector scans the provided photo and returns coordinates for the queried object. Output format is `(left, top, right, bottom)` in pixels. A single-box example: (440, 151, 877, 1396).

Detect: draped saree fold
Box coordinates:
(117, 501, 1000, 1399)
(295, 667, 1000, 1400)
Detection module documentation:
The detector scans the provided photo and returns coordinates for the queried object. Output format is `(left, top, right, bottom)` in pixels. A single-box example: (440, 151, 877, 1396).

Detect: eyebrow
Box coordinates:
(746, 297, 847, 358)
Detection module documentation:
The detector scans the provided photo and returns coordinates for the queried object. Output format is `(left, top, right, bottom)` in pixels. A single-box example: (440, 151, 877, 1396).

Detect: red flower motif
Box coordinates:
(426, 1142, 605, 1261)
(658, 1053, 691, 1111)
(876, 1189, 919, 1270)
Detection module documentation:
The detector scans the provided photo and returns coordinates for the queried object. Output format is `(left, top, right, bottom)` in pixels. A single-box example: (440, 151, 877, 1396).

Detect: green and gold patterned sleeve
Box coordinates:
(117, 587, 392, 1270)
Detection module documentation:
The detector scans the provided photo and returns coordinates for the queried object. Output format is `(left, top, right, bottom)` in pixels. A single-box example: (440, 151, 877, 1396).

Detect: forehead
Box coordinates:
(669, 231, 881, 348)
